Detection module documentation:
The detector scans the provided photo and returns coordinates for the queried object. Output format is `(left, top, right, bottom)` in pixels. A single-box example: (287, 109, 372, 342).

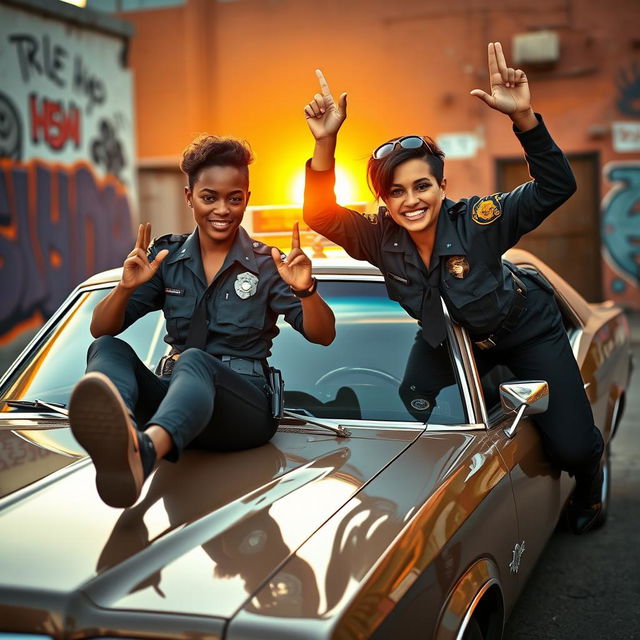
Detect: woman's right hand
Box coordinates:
(304, 70, 347, 141)
(120, 223, 169, 291)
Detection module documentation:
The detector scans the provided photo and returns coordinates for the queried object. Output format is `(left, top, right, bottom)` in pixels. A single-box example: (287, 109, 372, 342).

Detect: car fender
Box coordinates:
(434, 558, 504, 640)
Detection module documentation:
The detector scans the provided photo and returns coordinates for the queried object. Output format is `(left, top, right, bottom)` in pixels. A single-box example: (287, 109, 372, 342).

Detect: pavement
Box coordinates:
(504, 310, 640, 639)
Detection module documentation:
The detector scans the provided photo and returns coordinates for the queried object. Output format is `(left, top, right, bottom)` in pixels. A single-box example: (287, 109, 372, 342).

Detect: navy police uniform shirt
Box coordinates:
(122, 226, 305, 359)
(303, 114, 576, 337)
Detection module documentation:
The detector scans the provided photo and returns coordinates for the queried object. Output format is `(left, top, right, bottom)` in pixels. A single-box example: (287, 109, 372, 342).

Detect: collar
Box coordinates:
(227, 226, 260, 275)
(165, 227, 260, 286)
(381, 200, 466, 264)
(432, 199, 466, 261)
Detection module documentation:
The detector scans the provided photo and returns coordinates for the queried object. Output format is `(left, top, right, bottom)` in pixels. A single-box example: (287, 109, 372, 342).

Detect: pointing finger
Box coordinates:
(291, 221, 301, 250)
(134, 223, 144, 250)
(494, 42, 509, 82)
(143, 222, 152, 250)
(315, 69, 332, 97)
(487, 42, 500, 77)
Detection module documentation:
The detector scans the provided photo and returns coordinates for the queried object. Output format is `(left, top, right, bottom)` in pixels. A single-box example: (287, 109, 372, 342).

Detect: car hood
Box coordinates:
(0, 419, 476, 635)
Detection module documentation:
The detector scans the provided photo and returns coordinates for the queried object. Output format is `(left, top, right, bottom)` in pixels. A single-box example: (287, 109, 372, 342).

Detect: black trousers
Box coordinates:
(86, 336, 277, 461)
(474, 274, 604, 480)
(402, 274, 604, 481)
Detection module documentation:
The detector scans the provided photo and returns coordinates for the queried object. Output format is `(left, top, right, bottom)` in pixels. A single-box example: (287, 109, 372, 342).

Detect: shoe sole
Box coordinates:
(69, 372, 143, 508)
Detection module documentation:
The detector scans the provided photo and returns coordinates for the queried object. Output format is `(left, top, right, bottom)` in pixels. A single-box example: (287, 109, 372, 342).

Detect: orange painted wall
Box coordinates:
(123, 0, 640, 307)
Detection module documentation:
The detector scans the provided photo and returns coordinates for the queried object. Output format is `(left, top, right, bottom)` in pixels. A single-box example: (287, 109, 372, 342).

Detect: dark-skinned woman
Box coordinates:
(70, 135, 335, 508)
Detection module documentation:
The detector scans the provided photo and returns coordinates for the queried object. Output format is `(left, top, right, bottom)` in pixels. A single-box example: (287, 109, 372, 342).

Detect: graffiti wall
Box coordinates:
(0, 3, 135, 347)
(601, 62, 640, 308)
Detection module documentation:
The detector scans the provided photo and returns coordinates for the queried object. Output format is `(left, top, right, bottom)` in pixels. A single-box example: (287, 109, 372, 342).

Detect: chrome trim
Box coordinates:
(443, 300, 478, 425)
(458, 324, 490, 426)
(423, 423, 485, 433)
(455, 578, 499, 640)
(0, 414, 68, 424)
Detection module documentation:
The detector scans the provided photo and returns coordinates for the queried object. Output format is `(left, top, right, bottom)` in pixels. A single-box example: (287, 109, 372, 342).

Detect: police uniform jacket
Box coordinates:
(122, 226, 305, 359)
(303, 115, 576, 337)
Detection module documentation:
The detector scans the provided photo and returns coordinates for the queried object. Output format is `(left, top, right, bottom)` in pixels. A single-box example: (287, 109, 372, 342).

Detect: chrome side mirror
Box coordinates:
(500, 381, 549, 438)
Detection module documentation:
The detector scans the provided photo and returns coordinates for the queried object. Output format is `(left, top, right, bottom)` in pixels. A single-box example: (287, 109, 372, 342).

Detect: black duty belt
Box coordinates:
(473, 272, 527, 350)
(156, 352, 267, 377)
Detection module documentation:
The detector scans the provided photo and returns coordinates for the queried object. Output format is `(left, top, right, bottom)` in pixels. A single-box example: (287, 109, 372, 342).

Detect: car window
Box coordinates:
(271, 281, 467, 424)
(0, 289, 167, 410)
(0, 281, 468, 425)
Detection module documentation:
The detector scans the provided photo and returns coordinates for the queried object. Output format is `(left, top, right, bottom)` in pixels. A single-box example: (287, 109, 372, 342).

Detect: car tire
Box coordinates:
(462, 617, 484, 640)
(591, 444, 611, 530)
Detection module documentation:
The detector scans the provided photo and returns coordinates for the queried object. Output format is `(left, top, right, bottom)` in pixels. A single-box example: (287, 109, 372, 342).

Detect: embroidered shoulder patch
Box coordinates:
(472, 194, 502, 225)
(362, 212, 379, 225)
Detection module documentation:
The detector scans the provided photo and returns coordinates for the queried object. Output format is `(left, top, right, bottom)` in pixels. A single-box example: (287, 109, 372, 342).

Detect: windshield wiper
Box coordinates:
(282, 410, 351, 438)
(3, 399, 69, 418)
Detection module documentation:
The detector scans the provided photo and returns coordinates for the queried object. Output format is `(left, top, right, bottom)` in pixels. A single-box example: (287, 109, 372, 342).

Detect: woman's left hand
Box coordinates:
(271, 222, 314, 291)
(470, 42, 531, 117)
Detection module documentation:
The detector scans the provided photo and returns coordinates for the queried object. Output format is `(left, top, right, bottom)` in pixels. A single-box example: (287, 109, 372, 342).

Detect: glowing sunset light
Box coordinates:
(291, 166, 359, 206)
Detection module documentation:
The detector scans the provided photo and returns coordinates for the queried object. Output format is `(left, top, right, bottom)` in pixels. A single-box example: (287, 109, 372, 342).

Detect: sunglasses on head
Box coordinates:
(372, 136, 435, 160)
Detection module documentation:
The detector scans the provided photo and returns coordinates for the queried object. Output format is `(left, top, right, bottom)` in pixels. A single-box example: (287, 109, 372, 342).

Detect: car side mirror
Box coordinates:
(499, 380, 549, 438)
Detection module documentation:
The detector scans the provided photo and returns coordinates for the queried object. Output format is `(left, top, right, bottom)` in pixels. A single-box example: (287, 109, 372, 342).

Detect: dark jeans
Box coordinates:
(86, 336, 277, 461)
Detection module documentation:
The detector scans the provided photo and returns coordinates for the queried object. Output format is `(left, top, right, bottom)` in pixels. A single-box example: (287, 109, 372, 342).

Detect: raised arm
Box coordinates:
(302, 71, 383, 264)
(90, 223, 168, 337)
(468, 42, 576, 252)
(271, 222, 335, 346)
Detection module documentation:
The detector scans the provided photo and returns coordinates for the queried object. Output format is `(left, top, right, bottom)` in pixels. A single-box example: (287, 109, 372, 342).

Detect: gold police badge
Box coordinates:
(446, 256, 470, 279)
(234, 272, 258, 299)
(472, 194, 502, 225)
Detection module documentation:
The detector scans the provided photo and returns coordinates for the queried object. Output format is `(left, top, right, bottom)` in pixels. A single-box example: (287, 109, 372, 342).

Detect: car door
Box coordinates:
(473, 360, 564, 588)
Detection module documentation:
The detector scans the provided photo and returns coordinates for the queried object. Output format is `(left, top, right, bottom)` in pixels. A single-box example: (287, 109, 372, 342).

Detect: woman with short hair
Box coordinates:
(70, 135, 335, 508)
(302, 42, 604, 535)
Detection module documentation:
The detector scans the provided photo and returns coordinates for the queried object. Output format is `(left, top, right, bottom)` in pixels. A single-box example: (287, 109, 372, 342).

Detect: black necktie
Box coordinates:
(421, 260, 446, 348)
(184, 293, 209, 350)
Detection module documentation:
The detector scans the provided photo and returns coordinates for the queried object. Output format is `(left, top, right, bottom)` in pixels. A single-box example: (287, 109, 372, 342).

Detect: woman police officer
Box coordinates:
(302, 42, 604, 534)
(69, 135, 335, 509)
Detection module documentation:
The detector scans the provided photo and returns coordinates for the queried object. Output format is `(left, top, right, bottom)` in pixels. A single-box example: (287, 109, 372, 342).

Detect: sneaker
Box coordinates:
(70, 372, 155, 508)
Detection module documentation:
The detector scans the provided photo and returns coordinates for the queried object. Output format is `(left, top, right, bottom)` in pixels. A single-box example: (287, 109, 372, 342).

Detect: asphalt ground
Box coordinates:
(504, 311, 640, 640)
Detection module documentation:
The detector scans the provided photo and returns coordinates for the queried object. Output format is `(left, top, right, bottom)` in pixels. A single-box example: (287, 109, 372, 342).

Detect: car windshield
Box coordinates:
(0, 280, 467, 425)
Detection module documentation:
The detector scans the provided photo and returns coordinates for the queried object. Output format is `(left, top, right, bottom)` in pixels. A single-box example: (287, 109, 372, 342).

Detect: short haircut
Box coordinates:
(367, 136, 445, 200)
(180, 135, 254, 190)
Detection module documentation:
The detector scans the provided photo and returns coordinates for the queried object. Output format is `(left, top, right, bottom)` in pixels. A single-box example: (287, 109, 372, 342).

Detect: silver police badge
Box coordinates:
(234, 272, 258, 299)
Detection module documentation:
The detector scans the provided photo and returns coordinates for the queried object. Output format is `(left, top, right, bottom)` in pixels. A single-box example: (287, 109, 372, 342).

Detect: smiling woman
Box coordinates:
(65, 133, 336, 510)
(302, 42, 608, 536)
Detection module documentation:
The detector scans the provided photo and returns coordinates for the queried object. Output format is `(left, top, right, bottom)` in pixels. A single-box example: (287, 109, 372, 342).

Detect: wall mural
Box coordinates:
(601, 163, 640, 296)
(0, 5, 136, 345)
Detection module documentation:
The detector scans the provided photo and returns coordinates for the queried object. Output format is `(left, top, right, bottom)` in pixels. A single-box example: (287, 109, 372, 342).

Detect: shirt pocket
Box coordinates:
(443, 262, 498, 308)
(384, 276, 424, 318)
(163, 292, 197, 340)
(215, 289, 264, 335)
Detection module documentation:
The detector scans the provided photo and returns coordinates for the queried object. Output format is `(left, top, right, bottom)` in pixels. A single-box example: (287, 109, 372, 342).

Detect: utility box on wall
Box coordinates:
(512, 31, 560, 66)
(0, 0, 137, 364)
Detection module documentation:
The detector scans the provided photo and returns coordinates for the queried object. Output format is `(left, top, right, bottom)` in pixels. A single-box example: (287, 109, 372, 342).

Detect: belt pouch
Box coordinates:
(267, 367, 284, 420)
